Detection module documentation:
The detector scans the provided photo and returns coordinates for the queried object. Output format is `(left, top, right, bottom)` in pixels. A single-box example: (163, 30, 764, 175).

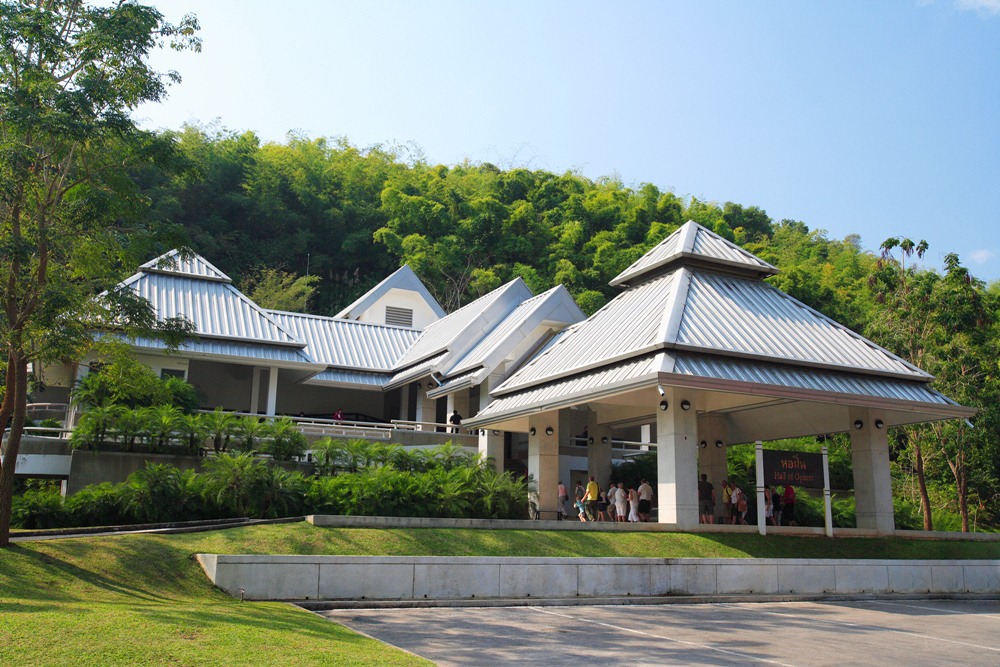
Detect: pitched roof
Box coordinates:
(268, 310, 420, 372)
(610, 220, 777, 286)
(334, 264, 446, 320)
(138, 249, 232, 282)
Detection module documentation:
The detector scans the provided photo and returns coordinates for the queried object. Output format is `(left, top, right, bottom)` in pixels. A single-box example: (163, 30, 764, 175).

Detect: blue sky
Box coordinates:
(137, 0, 1000, 283)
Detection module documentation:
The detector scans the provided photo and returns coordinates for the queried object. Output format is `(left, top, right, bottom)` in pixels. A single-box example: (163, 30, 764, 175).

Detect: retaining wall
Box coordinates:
(196, 554, 1000, 603)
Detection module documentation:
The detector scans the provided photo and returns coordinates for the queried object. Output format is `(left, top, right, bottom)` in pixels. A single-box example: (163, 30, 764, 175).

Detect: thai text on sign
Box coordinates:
(762, 450, 824, 489)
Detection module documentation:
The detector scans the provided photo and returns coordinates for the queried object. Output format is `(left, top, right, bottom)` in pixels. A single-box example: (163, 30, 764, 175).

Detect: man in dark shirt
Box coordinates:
(698, 473, 715, 524)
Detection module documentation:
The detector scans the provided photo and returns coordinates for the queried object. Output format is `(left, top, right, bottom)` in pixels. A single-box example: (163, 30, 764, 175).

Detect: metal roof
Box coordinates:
(393, 278, 532, 370)
(495, 272, 677, 394)
(469, 354, 662, 425)
(426, 368, 483, 399)
(676, 271, 928, 379)
(128, 336, 319, 367)
(305, 369, 391, 388)
(123, 271, 303, 347)
(138, 249, 232, 282)
(446, 285, 585, 379)
(610, 220, 777, 286)
(387, 351, 449, 388)
(269, 310, 419, 371)
(667, 353, 954, 407)
(335, 264, 446, 320)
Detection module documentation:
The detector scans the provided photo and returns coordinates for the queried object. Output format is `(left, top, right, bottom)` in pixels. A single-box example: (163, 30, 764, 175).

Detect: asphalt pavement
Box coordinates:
(319, 598, 1000, 666)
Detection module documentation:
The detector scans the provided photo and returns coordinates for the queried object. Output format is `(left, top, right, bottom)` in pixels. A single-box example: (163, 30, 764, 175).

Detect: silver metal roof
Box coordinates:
(123, 271, 303, 347)
(335, 264, 446, 320)
(269, 310, 419, 372)
(426, 368, 483, 399)
(387, 351, 449, 388)
(393, 278, 532, 370)
(470, 354, 662, 424)
(139, 249, 232, 282)
(667, 353, 954, 407)
(128, 336, 319, 367)
(676, 271, 927, 379)
(495, 272, 677, 394)
(446, 285, 585, 379)
(610, 220, 777, 286)
(305, 369, 391, 389)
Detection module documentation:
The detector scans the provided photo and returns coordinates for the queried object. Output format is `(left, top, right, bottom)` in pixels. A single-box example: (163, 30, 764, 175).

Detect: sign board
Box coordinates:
(762, 450, 824, 489)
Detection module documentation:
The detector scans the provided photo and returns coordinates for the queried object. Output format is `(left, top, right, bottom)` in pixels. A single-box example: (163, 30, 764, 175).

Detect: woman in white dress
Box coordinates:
(614, 482, 628, 522)
(628, 486, 640, 522)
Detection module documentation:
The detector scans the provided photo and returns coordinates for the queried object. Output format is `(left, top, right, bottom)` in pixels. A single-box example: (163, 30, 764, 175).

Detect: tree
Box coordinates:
(243, 267, 318, 312)
(0, 1, 199, 546)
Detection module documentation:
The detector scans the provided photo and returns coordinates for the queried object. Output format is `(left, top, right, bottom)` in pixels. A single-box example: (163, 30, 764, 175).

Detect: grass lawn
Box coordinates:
(2, 522, 997, 666)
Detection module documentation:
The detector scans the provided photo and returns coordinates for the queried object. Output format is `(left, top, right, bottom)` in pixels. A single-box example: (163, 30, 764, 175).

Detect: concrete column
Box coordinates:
(265, 367, 278, 417)
(850, 407, 894, 534)
(528, 414, 560, 520)
(697, 414, 728, 523)
(250, 367, 262, 414)
(477, 375, 505, 472)
(586, 411, 613, 489)
(656, 387, 699, 527)
(413, 382, 436, 429)
(399, 384, 410, 421)
(453, 391, 470, 423)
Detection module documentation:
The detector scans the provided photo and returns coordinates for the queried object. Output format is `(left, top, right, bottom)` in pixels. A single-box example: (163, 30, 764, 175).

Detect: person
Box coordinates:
(448, 409, 463, 434)
(764, 484, 774, 525)
(605, 483, 617, 521)
(627, 486, 640, 522)
(615, 482, 628, 522)
(574, 480, 586, 520)
(584, 476, 599, 522)
(731, 483, 748, 525)
(332, 408, 343, 422)
(557, 480, 568, 520)
(698, 473, 715, 524)
(637, 478, 653, 522)
(772, 485, 783, 527)
(596, 487, 608, 522)
(721, 479, 732, 525)
(783, 484, 796, 526)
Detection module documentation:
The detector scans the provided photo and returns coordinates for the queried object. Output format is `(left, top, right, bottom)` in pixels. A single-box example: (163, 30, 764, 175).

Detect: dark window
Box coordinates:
(160, 368, 185, 380)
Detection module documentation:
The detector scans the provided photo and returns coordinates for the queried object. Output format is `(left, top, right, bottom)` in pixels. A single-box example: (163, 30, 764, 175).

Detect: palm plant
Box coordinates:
(140, 404, 183, 451)
(230, 415, 266, 453)
(253, 466, 306, 518)
(121, 463, 184, 523)
(115, 408, 146, 451)
(177, 413, 209, 454)
(70, 404, 124, 449)
(203, 407, 235, 452)
(260, 417, 307, 461)
(199, 452, 268, 517)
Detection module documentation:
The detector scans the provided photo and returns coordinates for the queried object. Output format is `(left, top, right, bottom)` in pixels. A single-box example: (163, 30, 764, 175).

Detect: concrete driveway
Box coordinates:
(319, 599, 1000, 666)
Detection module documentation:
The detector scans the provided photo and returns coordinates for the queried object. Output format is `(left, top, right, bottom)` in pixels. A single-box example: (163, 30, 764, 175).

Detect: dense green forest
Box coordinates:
(124, 125, 1000, 531)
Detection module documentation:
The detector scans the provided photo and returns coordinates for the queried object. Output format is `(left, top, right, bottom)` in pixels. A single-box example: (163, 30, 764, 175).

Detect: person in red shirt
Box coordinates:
(783, 485, 796, 526)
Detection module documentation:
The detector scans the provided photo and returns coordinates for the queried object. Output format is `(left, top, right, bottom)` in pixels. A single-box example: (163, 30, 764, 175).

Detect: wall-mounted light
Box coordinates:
(492, 429, 500, 436)
(874, 419, 885, 429)
(415, 382, 422, 389)
(427, 380, 436, 388)
(529, 427, 536, 436)
(659, 400, 668, 411)
(545, 426, 554, 436)
(601, 436, 609, 444)
(699, 440, 707, 448)
(715, 440, 724, 448)
(853, 420, 864, 430)
(588, 437, 594, 444)
(681, 400, 691, 411)
(657, 384, 665, 397)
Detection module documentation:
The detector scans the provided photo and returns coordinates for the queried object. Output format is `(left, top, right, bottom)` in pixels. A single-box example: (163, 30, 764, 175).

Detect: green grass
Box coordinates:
(2, 522, 997, 666)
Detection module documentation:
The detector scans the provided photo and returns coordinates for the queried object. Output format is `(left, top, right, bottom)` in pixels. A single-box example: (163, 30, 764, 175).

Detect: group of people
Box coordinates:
(699, 475, 797, 526)
(557, 477, 654, 523)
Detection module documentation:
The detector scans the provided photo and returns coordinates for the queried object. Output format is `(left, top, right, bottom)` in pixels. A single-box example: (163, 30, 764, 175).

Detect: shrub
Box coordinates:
(261, 417, 307, 461)
(11, 488, 66, 529)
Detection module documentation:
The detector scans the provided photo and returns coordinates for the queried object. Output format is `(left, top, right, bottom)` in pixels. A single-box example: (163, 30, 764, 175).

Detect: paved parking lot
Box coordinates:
(320, 599, 1000, 666)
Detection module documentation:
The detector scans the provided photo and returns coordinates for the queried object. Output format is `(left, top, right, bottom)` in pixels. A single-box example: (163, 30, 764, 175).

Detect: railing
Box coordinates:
(26, 402, 69, 421)
(391, 419, 475, 435)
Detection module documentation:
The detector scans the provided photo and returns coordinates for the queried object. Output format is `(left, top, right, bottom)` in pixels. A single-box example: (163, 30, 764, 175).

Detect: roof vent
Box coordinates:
(385, 306, 413, 328)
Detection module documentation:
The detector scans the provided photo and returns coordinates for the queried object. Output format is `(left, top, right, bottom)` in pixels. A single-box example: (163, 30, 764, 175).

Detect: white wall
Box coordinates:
(355, 287, 440, 329)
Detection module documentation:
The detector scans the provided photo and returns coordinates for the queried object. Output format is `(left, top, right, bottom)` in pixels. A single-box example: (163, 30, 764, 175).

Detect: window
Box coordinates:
(160, 368, 186, 380)
(385, 306, 413, 328)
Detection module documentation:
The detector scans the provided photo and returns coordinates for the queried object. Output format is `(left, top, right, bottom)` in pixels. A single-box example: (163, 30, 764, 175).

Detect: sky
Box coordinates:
(136, 0, 1000, 283)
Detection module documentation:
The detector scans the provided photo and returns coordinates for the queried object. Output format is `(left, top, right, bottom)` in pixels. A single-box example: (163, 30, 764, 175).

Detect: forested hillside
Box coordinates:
(131, 125, 999, 530)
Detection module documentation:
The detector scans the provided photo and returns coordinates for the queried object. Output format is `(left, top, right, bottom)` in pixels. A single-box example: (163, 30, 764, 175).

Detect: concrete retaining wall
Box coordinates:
(196, 554, 1000, 602)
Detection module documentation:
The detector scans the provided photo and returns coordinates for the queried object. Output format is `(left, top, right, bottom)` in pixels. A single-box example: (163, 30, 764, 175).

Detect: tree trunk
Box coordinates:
(958, 450, 969, 533)
(0, 353, 28, 547)
(914, 438, 933, 531)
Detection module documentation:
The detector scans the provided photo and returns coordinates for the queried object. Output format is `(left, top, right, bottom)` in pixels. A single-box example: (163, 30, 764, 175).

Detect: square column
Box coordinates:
(586, 411, 613, 489)
(413, 382, 437, 429)
(656, 387, 699, 527)
(528, 414, 560, 520)
(265, 367, 278, 417)
(698, 414, 728, 523)
(477, 375, 505, 473)
(850, 407, 894, 534)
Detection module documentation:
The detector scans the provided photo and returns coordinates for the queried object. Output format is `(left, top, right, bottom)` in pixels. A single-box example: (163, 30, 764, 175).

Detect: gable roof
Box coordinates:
(335, 264, 446, 320)
(138, 249, 232, 283)
(610, 220, 778, 286)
